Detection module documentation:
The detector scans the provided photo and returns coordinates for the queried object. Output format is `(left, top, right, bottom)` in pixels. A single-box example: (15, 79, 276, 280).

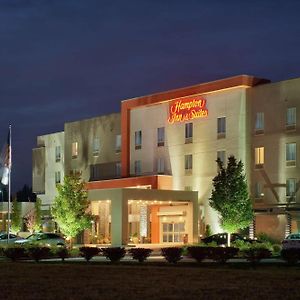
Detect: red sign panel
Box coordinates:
(167, 96, 208, 124)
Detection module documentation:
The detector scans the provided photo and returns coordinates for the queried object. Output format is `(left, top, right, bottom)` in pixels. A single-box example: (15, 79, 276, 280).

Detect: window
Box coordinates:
(55, 146, 61, 162)
(217, 117, 226, 138)
(185, 123, 193, 143)
(115, 135, 121, 153)
(55, 171, 61, 184)
(157, 157, 165, 174)
(286, 143, 296, 166)
(157, 127, 165, 147)
(184, 186, 192, 191)
(90, 164, 100, 181)
(162, 222, 185, 243)
(185, 154, 193, 174)
(134, 160, 141, 175)
(72, 142, 78, 159)
(217, 150, 226, 165)
(286, 107, 296, 130)
(286, 178, 296, 201)
(116, 162, 121, 177)
(135, 131, 142, 150)
(93, 138, 100, 156)
(255, 147, 264, 168)
(254, 182, 263, 199)
(255, 112, 264, 134)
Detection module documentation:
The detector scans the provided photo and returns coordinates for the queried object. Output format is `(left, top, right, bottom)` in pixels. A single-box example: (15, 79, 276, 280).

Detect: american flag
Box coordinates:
(1, 128, 11, 185)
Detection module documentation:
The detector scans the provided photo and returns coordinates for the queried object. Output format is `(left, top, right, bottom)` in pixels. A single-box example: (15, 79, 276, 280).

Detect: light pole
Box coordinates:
(0, 190, 2, 202)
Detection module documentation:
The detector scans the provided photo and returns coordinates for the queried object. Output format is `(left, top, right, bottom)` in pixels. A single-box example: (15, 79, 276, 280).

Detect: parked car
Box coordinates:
(201, 233, 258, 246)
(282, 233, 300, 250)
(15, 233, 65, 247)
(0, 233, 22, 245)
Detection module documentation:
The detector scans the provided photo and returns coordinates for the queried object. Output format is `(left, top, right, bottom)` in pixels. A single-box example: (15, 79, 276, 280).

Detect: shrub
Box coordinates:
(208, 247, 239, 264)
(256, 232, 280, 245)
(161, 247, 183, 264)
(55, 247, 69, 261)
(242, 247, 272, 266)
(3, 247, 26, 261)
(79, 247, 100, 262)
(102, 247, 126, 263)
(69, 248, 80, 258)
(128, 248, 152, 263)
(281, 248, 300, 265)
(231, 240, 252, 251)
(187, 246, 209, 263)
(27, 247, 51, 262)
(272, 244, 282, 256)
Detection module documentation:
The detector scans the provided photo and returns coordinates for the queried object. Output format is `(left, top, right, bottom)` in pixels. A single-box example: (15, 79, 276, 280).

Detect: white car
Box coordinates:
(0, 233, 22, 245)
(282, 233, 300, 249)
(15, 233, 66, 247)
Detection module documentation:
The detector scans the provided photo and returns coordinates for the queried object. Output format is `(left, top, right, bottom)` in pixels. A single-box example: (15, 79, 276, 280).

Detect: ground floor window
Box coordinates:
(162, 222, 185, 243)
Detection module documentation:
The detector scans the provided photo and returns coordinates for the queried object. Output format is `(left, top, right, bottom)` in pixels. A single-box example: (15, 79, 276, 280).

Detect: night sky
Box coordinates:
(1, 0, 300, 193)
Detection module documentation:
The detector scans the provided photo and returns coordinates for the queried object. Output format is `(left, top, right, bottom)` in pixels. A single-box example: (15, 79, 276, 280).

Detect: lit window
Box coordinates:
(157, 157, 165, 174)
(217, 150, 226, 165)
(184, 186, 192, 191)
(185, 154, 193, 174)
(116, 162, 121, 177)
(55, 146, 61, 162)
(72, 142, 78, 159)
(255, 147, 264, 167)
(286, 143, 296, 166)
(93, 138, 100, 156)
(255, 112, 264, 133)
(217, 117, 226, 138)
(115, 135, 121, 153)
(185, 123, 193, 143)
(286, 178, 296, 200)
(55, 171, 61, 184)
(135, 131, 142, 150)
(157, 127, 165, 147)
(286, 107, 296, 129)
(134, 160, 141, 175)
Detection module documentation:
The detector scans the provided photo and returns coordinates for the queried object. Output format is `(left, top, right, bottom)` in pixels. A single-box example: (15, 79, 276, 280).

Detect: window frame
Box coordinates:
(217, 117, 226, 138)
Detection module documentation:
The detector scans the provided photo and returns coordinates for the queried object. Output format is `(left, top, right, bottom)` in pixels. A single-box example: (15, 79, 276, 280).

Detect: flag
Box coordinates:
(1, 128, 11, 185)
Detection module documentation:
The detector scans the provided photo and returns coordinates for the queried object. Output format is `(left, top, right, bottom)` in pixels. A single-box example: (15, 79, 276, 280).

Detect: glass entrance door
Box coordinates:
(162, 222, 185, 243)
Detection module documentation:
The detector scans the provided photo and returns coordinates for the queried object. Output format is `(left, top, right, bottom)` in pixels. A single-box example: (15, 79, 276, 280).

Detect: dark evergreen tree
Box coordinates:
(209, 155, 253, 245)
(16, 185, 36, 202)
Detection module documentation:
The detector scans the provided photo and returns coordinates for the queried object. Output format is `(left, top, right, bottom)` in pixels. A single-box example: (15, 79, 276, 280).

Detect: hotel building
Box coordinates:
(32, 75, 300, 245)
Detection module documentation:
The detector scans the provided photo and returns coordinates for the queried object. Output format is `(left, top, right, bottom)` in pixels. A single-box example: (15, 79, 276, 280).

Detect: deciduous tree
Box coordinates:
(209, 155, 253, 246)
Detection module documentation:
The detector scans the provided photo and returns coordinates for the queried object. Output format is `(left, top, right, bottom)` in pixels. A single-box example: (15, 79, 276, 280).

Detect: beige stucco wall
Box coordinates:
(64, 113, 121, 182)
(32, 131, 64, 206)
(130, 87, 250, 233)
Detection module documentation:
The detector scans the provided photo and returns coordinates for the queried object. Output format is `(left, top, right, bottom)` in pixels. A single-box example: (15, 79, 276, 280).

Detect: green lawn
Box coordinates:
(0, 262, 299, 299)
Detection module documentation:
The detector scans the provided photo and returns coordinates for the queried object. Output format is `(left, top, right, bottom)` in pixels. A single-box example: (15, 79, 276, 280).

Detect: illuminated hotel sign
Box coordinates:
(168, 96, 208, 124)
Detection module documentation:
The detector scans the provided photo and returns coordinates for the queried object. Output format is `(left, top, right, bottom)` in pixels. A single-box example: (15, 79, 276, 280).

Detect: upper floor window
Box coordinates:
(157, 127, 165, 147)
(286, 107, 296, 130)
(217, 117, 226, 138)
(255, 112, 264, 134)
(185, 123, 193, 143)
(184, 154, 193, 175)
(72, 142, 78, 159)
(115, 135, 121, 153)
(93, 138, 100, 157)
(217, 150, 226, 165)
(254, 182, 263, 199)
(90, 164, 100, 181)
(157, 157, 165, 174)
(286, 178, 297, 201)
(134, 160, 141, 175)
(286, 143, 296, 166)
(55, 146, 61, 162)
(116, 162, 121, 177)
(135, 131, 142, 150)
(55, 171, 61, 184)
(255, 147, 264, 168)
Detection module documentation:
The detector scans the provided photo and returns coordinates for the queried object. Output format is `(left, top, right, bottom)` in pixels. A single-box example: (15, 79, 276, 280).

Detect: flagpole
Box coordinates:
(7, 125, 11, 243)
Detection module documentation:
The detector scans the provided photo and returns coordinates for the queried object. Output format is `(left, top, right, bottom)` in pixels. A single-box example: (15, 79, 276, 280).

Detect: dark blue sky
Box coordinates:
(1, 0, 300, 192)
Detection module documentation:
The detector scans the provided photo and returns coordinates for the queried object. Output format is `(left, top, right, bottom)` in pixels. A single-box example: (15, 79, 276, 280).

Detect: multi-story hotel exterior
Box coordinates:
(32, 75, 300, 245)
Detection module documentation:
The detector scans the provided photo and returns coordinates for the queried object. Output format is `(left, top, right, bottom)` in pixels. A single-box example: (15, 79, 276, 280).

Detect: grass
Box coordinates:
(0, 262, 299, 299)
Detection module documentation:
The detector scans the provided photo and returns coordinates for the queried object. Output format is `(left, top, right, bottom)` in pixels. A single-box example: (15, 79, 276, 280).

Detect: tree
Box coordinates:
(25, 210, 36, 233)
(16, 184, 36, 202)
(209, 155, 253, 246)
(11, 197, 22, 234)
(51, 174, 92, 246)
